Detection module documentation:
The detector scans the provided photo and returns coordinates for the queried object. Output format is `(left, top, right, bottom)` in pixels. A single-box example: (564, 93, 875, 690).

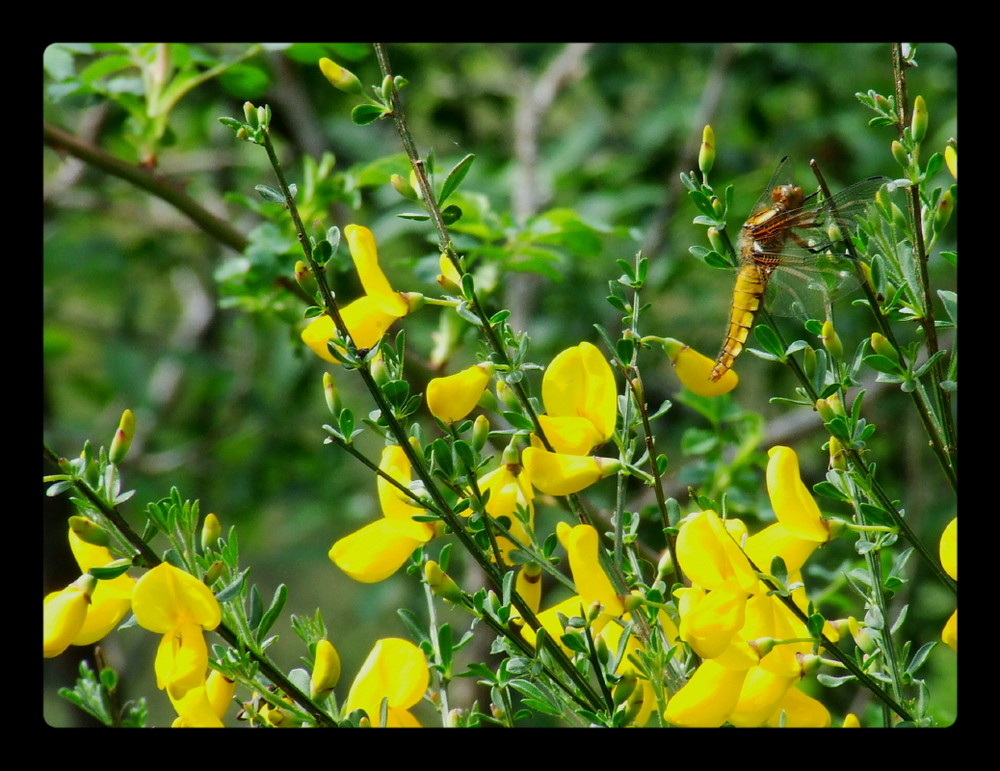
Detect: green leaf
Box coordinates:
(502, 411, 536, 432)
(753, 324, 784, 359)
(254, 184, 286, 205)
(439, 153, 476, 205)
(864, 353, 903, 374)
(256, 584, 288, 642)
(351, 103, 386, 125)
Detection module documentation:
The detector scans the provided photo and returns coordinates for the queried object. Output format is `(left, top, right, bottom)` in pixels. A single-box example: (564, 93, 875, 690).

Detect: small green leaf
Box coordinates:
(256, 584, 288, 642)
(439, 153, 475, 205)
(254, 184, 286, 204)
(753, 324, 784, 359)
(351, 103, 386, 125)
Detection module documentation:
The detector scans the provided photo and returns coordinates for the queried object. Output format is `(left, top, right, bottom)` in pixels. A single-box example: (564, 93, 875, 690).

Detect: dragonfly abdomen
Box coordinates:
(711, 263, 771, 382)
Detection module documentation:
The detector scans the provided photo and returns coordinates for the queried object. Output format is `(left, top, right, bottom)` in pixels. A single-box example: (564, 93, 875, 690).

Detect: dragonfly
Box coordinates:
(710, 157, 887, 382)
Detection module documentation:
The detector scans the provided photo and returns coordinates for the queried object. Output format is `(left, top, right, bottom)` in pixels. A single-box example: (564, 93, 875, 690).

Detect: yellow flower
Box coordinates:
(558, 522, 624, 616)
(664, 658, 747, 727)
(475, 459, 534, 563)
(344, 638, 430, 727)
(521, 447, 620, 496)
(538, 342, 617, 454)
(169, 670, 234, 728)
(940, 517, 957, 650)
(132, 563, 221, 701)
(766, 446, 829, 543)
(42, 526, 136, 657)
(659, 337, 738, 397)
(670, 503, 833, 727)
(301, 225, 415, 363)
(426, 362, 494, 423)
(311, 639, 342, 699)
(67, 530, 135, 645)
(329, 445, 437, 582)
(43, 575, 95, 658)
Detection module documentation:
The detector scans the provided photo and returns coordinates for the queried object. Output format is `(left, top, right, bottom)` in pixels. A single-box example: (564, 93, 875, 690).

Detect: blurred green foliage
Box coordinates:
(43, 43, 956, 726)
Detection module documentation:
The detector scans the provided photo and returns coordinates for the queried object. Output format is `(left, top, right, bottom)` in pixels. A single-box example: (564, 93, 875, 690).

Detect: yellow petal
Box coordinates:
(765, 685, 831, 727)
(537, 415, 604, 456)
(766, 447, 829, 542)
(676, 510, 758, 593)
(563, 524, 624, 616)
(677, 581, 748, 659)
(728, 666, 797, 727)
(344, 225, 409, 316)
(743, 522, 821, 576)
(344, 638, 429, 726)
(522, 447, 619, 496)
(664, 659, 747, 727)
(169, 683, 225, 728)
(542, 342, 617, 445)
(377, 445, 426, 521)
(301, 314, 339, 363)
(939, 517, 957, 580)
(155, 620, 210, 700)
(68, 530, 134, 645)
(43, 583, 90, 658)
(942, 609, 957, 651)
(662, 338, 738, 396)
(132, 563, 221, 634)
(329, 518, 433, 583)
(311, 639, 342, 698)
(426, 363, 493, 423)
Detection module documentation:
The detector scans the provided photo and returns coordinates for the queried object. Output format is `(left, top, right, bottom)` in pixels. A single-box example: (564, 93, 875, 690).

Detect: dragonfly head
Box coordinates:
(771, 184, 804, 211)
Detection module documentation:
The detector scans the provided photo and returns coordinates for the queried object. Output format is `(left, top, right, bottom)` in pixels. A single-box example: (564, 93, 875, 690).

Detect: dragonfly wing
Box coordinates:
(763, 249, 861, 319)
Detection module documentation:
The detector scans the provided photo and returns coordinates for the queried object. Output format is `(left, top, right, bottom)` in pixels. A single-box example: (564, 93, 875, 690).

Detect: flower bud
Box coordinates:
(911, 95, 928, 145)
(935, 189, 955, 232)
(311, 638, 342, 698)
(944, 143, 957, 179)
(294, 260, 314, 294)
(424, 561, 464, 604)
(69, 516, 110, 547)
(319, 58, 363, 95)
(390, 173, 419, 201)
(109, 409, 135, 464)
(796, 652, 822, 676)
(203, 560, 225, 586)
(848, 616, 876, 655)
(820, 321, 843, 361)
(698, 125, 716, 177)
(748, 637, 777, 658)
(870, 332, 899, 364)
(802, 345, 817, 379)
(437, 257, 462, 294)
(843, 713, 861, 728)
(707, 227, 726, 256)
(828, 436, 846, 471)
(891, 140, 909, 170)
(243, 101, 257, 126)
(323, 372, 342, 416)
(472, 414, 491, 452)
(201, 513, 222, 552)
(495, 380, 520, 411)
